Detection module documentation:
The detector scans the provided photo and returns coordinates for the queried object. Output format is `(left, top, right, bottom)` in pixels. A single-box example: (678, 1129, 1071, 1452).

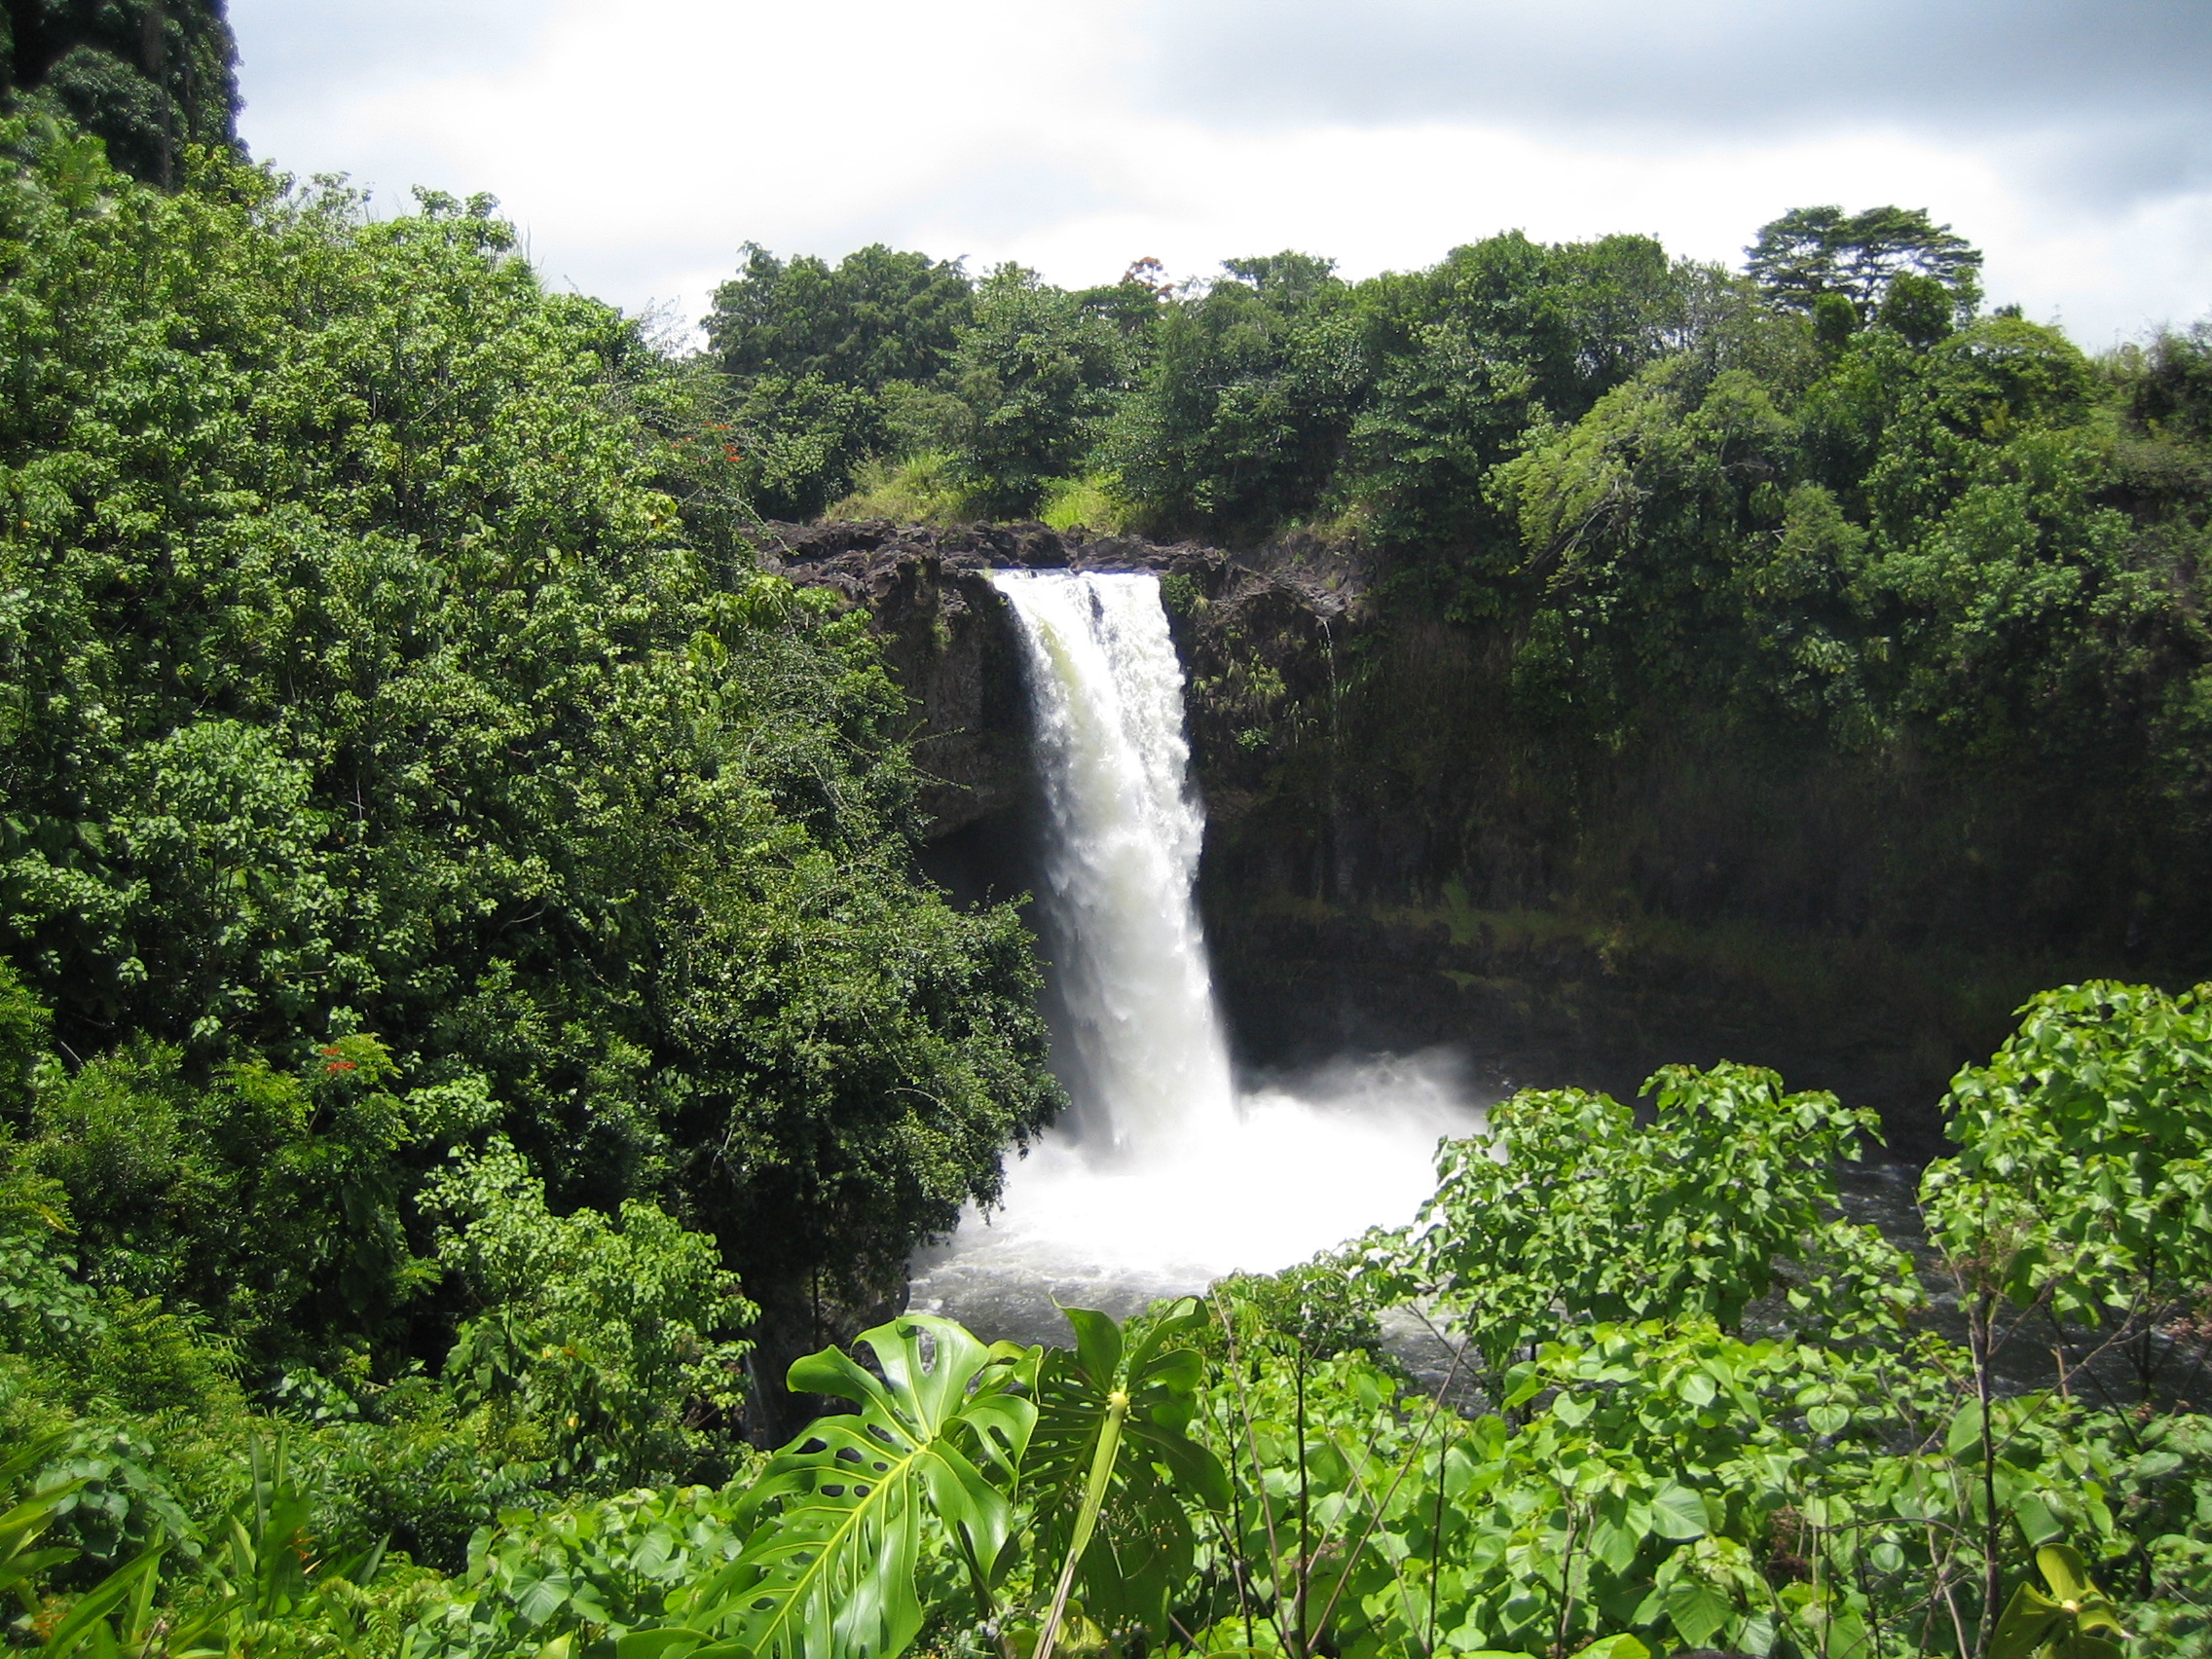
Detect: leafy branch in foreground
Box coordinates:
(1989, 1545, 2126, 1659)
(617, 1302, 1228, 1659)
(1363, 1060, 1920, 1388)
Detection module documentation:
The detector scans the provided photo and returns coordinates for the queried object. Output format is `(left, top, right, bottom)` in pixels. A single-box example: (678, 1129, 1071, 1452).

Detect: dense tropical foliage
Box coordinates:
(0, 104, 1060, 1576)
(719, 207, 2212, 985)
(2, 19, 2210, 1659)
(10, 984, 2206, 1659)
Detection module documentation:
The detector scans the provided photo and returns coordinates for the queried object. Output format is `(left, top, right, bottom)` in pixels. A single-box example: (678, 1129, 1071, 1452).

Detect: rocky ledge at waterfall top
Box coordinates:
(755, 519, 1363, 840)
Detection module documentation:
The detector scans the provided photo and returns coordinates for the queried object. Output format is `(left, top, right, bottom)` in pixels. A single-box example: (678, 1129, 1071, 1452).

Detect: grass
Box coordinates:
(1036, 473, 1131, 535)
(826, 461, 1135, 535)
(825, 452, 977, 526)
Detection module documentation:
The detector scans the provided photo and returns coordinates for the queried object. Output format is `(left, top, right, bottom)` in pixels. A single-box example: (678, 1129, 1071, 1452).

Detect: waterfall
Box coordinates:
(905, 567, 1483, 1341)
(990, 570, 1235, 1155)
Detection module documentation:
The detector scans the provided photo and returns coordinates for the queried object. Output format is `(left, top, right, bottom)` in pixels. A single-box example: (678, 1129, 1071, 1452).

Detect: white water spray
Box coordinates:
(907, 570, 1483, 1340)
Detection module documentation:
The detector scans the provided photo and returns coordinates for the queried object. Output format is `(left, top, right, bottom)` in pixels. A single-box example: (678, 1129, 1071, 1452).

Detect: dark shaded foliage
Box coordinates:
(2, 0, 239, 186)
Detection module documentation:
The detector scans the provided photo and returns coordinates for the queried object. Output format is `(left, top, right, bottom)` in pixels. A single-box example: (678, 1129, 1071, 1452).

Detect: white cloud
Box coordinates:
(230, 0, 2212, 346)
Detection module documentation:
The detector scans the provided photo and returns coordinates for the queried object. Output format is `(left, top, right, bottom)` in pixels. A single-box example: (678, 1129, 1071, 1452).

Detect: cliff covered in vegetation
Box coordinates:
(720, 215, 2212, 1151)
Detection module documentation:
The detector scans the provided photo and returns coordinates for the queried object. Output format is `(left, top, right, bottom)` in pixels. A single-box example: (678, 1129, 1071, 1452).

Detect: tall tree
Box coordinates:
(704, 241, 974, 391)
(950, 262, 1128, 515)
(1747, 203, 1982, 322)
(1100, 251, 1364, 539)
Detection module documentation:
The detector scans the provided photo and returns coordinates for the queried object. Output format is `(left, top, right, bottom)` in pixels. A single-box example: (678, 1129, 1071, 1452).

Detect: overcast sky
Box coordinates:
(229, 0, 2211, 348)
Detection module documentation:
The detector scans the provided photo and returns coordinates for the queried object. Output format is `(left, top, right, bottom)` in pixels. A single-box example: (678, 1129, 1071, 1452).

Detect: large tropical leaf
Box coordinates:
(672, 1314, 1034, 1659)
(1027, 1300, 1230, 1640)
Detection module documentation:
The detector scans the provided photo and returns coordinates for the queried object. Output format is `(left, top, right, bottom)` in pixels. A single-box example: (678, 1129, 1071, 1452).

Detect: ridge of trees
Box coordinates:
(711, 211, 2212, 976)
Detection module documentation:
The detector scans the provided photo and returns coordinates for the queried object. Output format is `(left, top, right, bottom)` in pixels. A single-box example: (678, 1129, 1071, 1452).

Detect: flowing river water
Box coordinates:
(905, 571, 1485, 1346)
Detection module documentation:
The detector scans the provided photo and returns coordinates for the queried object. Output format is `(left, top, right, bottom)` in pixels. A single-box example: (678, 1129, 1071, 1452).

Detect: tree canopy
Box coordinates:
(0, 122, 1060, 1443)
(1746, 203, 1983, 321)
(0, 0, 239, 186)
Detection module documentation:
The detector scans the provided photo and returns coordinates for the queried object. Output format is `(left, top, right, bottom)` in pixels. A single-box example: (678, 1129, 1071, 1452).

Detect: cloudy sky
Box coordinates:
(229, 0, 2210, 348)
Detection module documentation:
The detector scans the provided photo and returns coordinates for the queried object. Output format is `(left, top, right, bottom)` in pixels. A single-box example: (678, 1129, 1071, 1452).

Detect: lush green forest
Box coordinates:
(703, 196, 2212, 1142)
(719, 203, 2212, 986)
(0, 33, 2210, 1659)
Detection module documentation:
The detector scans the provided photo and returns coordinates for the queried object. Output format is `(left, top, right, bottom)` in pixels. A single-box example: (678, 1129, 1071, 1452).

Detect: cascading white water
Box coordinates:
(990, 571, 1235, 1155)
(907, 569, 1484, 1340)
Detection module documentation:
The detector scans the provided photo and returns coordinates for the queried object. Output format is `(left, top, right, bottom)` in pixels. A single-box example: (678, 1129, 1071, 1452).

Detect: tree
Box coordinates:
(3, 0, 240, 187)
(1101, 251, 1364, 539)
(1748, 204, 1982, 322)
(424, 1137, 754, 1488)
(2120, 320, 2212, 442)
(1376, 1061, 1913, 1383)
(0, 127, 1059, 1376)
(1346, 231, 1688, 554)
(950, 263, 1127, 516)
(704, 241, 974, 392)
(724, 372, 885, 518)
(1878, 271, 1957, 347)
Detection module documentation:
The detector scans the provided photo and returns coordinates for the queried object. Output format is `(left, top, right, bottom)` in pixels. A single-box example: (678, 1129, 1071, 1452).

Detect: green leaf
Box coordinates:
(1588, 1518, 1638, 1576)
(513, 1571, 575, 1629)
(1027, 1301, 1228, 1641)
(1647, 1483, 1708, 1541)
(1988, 1584, 2063, 1659)
(2036, 1543, 2094, 1604)
(0, 1481, 87, 1558)
(2012, 1493, 2064, 1546)
(1990, 1546, 2127, 1659)
(1945, 1402, 1989, 1459)
(0, 1546, 78, 1593)
(681, 1314, 1033, 1659)
(616, 1631, 711, 1659)
(1805, 1404, 1849, 1438)
(0, 1436, 72, 1493)
(1665, 1581, 1732, 1649)
(1502, 1363, 1543, 1410)
(1570, 1638, 1650, 1659)
(41, 1544, 166, 1659)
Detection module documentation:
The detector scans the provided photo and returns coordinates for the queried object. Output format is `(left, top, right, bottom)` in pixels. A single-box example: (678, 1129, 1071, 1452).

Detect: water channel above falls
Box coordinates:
(905, 571, 1487, 1347)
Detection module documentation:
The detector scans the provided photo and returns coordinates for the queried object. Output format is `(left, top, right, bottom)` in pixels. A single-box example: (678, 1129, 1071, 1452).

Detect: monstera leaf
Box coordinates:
(1027, 1300, 1230, 1649)
(670, 1315, 1035, 1659)
(1989, 1545, 2128, 1659)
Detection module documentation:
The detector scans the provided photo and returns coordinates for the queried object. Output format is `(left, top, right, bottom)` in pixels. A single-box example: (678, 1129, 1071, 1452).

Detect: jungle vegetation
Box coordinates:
(718, 207, 2212, 988)
(0, 21, 2209, 1659)
(0, 0, 239, 188)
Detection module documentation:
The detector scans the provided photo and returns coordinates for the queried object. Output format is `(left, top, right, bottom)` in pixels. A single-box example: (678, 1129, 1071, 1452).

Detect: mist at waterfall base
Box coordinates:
(905, 571, 1486, 1346)
(907, 1048, 1484, 1345)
